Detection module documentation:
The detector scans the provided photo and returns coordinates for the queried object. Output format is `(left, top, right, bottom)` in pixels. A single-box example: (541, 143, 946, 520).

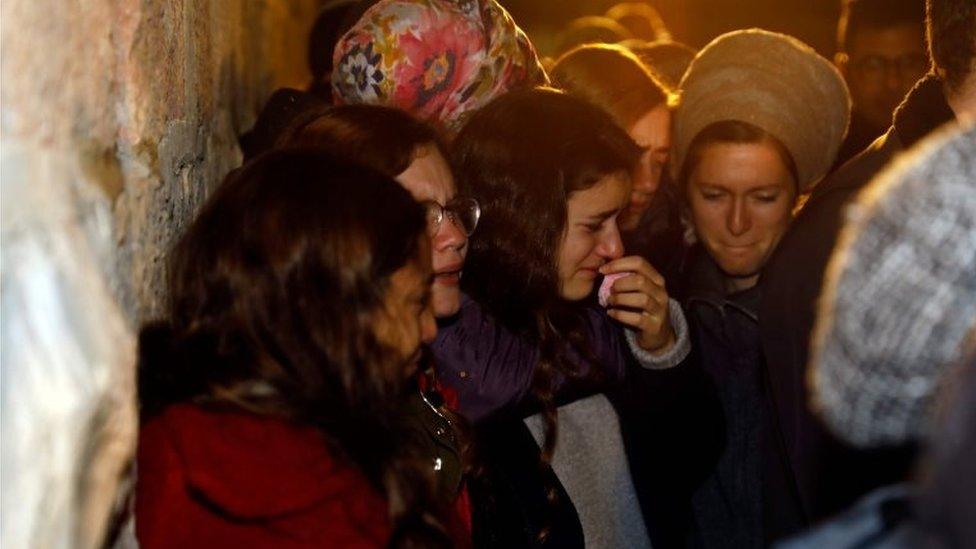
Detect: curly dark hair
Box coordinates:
(451, 88, 640, 527)
(927, 0, 976, 91)
(138, 149, 452, 547)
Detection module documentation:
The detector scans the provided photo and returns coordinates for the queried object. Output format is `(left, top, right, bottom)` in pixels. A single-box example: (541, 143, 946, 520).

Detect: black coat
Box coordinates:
(682, 248, 803, 548)
(831, 110, 886, 171)
(757, 75, 952, 531)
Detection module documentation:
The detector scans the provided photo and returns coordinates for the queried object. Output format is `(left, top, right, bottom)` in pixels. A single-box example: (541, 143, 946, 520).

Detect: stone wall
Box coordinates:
(0, 1, 322, 546)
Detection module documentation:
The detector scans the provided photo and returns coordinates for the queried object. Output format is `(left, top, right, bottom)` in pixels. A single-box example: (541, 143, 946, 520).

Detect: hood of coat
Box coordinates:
(683, 245, 760, 322)
(892, 74, 956, 149)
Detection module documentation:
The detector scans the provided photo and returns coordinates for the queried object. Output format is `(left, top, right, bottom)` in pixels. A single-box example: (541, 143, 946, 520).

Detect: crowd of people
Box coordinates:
(134, 0, 975, 547)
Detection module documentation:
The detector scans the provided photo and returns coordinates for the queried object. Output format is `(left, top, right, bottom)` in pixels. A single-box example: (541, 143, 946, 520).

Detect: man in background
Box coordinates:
(833, 0, 927, 167)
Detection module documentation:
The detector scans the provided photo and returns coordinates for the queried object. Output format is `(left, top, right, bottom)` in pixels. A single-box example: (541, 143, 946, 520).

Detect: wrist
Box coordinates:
(625, 300, 690, 370)
(641, 327, 676, 354)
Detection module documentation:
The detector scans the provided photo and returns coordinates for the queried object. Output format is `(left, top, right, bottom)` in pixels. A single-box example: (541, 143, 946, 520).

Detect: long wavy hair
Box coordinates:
(451, 87, 640, 502)
(137, 149, 452, 546)
(275, 103, 475, 489)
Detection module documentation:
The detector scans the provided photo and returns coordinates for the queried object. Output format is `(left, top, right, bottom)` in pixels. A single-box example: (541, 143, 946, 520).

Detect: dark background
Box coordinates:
(500, 0, 842, 58)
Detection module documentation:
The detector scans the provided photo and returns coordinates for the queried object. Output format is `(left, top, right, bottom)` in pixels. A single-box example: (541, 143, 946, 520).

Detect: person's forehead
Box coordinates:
(849, 24, 925, 54)
(630, 106, 671, 148)
(569, 172, 631, 208)
(395, 147, 457, 203)
(692, 142, 793, 186)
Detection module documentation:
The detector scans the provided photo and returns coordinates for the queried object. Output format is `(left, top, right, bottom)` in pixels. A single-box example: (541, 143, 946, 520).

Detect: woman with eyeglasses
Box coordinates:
(277, 104, 480, 320)
(276, 103, 481, 530)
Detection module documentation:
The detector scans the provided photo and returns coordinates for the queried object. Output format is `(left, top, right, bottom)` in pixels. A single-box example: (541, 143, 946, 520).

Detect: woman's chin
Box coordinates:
(431, 286, 461, 318)
(559, 277, 595, 302)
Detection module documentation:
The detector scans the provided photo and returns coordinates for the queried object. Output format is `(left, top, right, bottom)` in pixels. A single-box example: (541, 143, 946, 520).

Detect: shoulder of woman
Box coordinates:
(432, 294, 539, 368)
(580, 306, 627, 366)
(141, 404, 379, 518)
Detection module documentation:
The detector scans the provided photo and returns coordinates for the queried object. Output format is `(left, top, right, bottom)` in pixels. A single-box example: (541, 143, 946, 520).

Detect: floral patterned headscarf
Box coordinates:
(332, 0, 549, 137)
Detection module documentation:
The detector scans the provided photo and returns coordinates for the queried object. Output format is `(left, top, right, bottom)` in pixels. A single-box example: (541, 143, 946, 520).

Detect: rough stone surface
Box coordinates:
(1, 1, 321, 547)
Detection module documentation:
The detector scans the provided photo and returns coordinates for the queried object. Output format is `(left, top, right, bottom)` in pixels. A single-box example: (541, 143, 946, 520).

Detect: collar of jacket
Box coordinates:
(683, 245, 760, 322)
(892, 74, 956, 149)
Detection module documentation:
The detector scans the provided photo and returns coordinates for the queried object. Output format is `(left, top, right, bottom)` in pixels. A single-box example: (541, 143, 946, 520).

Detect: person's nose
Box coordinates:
(727, 198, 752, 237)
(633, 154, 656, 194)
(432, 213, 467, 253)
(884, 63, 903, 91)
(596, 224, 624, 259)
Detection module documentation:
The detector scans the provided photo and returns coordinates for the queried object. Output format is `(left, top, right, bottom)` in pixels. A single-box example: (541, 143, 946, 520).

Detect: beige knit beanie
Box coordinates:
(671, 29, 850, 191)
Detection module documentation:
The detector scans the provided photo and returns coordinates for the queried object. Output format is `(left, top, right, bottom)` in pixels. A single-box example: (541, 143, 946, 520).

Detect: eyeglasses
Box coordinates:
(422, 197, 481, 236)
(849, 53, 929, 80)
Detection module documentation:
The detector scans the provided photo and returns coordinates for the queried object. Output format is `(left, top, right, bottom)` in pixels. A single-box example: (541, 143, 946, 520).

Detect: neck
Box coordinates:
(945, 74, 976, 123)
(725, 274, 759, 294)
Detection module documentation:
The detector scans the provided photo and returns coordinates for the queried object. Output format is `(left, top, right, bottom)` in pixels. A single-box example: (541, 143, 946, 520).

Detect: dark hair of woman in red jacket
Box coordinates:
(135, 149, 456, 547)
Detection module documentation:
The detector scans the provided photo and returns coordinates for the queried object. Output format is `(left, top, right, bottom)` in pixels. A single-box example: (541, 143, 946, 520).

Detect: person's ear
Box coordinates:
(834, 51, 850, 78)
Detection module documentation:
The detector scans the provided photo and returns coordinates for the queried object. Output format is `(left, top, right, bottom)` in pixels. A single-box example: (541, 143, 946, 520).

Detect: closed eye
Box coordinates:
(753, 192, 780, 203)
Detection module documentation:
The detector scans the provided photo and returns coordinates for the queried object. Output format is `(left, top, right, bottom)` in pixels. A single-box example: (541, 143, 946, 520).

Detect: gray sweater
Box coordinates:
(525, 394, 653, 549)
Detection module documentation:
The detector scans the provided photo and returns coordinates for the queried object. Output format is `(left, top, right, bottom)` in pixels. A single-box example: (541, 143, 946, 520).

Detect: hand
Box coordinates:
(600, 256, 676, 354)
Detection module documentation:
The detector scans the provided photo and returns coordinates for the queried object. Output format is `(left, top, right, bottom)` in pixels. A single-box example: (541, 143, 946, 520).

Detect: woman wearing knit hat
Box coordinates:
(671, 29, 850, 546)
(331, 0, 548, 139)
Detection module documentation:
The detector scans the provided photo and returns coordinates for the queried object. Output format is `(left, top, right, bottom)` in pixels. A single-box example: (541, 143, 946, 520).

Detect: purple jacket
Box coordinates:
(431, 294, 665, 423)
(432, 293, 720, 547)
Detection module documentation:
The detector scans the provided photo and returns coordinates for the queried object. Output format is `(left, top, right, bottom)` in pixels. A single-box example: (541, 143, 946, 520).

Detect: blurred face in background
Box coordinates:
(686, 140, 797, 292)
(620, 104, 671, 232)
(842, 24, 928, 131)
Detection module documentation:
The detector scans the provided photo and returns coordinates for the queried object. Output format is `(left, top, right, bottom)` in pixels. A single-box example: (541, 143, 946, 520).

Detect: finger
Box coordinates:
(607, 308, 646, 330)
(600, 256, 665, 286)
(611, 275, 669, 302)
(607, 308, 665, 331)
(608, 290, 666, 312)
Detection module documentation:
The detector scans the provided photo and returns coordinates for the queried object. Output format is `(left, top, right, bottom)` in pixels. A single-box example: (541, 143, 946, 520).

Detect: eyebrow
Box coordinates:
(585, 208, 620, 221)
(634, 140, 670, 151)
(696, 183, 784, 192)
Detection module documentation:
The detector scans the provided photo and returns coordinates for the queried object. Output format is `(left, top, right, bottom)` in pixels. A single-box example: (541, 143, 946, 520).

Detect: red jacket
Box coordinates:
(136, 404, 391, 548)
